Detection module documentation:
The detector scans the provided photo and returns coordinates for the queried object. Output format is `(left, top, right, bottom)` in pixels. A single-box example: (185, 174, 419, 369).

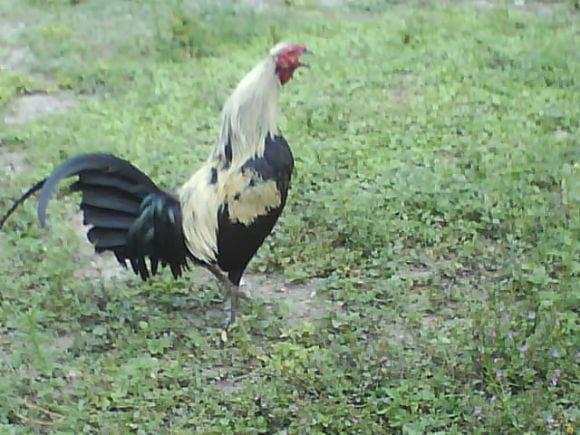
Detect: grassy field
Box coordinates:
(0, 0, 578, 432)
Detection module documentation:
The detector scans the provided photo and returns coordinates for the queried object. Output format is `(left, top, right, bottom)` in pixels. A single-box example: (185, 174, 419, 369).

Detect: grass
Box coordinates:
(0, 0, 578, 432)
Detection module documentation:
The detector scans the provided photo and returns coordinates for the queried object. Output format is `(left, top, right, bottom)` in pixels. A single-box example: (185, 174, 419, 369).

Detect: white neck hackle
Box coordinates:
(212, 44, 292, 166)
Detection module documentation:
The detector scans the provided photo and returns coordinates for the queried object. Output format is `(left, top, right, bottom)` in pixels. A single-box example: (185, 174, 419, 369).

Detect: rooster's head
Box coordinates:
(271, 43, 311, 85)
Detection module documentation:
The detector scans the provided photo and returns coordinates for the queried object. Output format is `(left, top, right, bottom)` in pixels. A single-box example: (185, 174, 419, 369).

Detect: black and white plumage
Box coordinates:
(0, 42, 310, 326)
(216, 133, 294, 285)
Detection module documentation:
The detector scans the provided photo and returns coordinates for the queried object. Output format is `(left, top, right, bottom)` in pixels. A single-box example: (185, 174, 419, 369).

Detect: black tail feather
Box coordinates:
(1, 153, 191, 280)
(78, 187, 142, 216)
(76, 170, 147, 194)
(87, 227, 128, 250)
(37, 153, 156, 227)
(0, 178, 47, 230)
(80, 206, 135, 230)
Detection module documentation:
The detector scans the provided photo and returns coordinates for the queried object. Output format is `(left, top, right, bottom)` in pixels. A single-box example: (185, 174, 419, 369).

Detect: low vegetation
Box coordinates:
(0, 0, 578, 432)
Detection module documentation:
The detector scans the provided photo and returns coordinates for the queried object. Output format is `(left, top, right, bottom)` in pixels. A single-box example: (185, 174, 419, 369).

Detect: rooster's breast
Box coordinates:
(216, 134, 294, 282)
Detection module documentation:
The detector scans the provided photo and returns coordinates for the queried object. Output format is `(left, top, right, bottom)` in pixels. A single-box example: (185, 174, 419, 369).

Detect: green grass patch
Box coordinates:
(0, 0, 578, 432)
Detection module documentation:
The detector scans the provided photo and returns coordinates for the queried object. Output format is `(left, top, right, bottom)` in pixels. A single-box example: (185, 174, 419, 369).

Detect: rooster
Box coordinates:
(0, 42, 310, 326)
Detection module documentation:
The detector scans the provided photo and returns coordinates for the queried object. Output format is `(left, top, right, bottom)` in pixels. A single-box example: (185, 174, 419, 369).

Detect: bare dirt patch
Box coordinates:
(463, 0, 573, 15)
(52, 333, 76, 354)
(213, 374, 251, 393)
(1, 17, 77, 125)
(237, 0, 346, 12)
(244, 273, 337, 325)
(0, 21, 32, 71)
(69, 212, 127, 284)
(0, 46, 34, 71)
(0, 149, 31, 176)
(4, 93, 77, 125)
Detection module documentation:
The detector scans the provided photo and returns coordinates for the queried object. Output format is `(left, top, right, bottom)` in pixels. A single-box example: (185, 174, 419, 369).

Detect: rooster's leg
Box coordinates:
(207, 265, 230, 300)
(228, 289, 239, 327)
(206, 265, 245, 327)
(206, 265, 253, 301)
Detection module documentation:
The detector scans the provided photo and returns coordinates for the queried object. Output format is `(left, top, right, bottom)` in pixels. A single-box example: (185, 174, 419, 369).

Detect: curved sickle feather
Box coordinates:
(37, 153, 157, 226)
(0, 179, 46, 230)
